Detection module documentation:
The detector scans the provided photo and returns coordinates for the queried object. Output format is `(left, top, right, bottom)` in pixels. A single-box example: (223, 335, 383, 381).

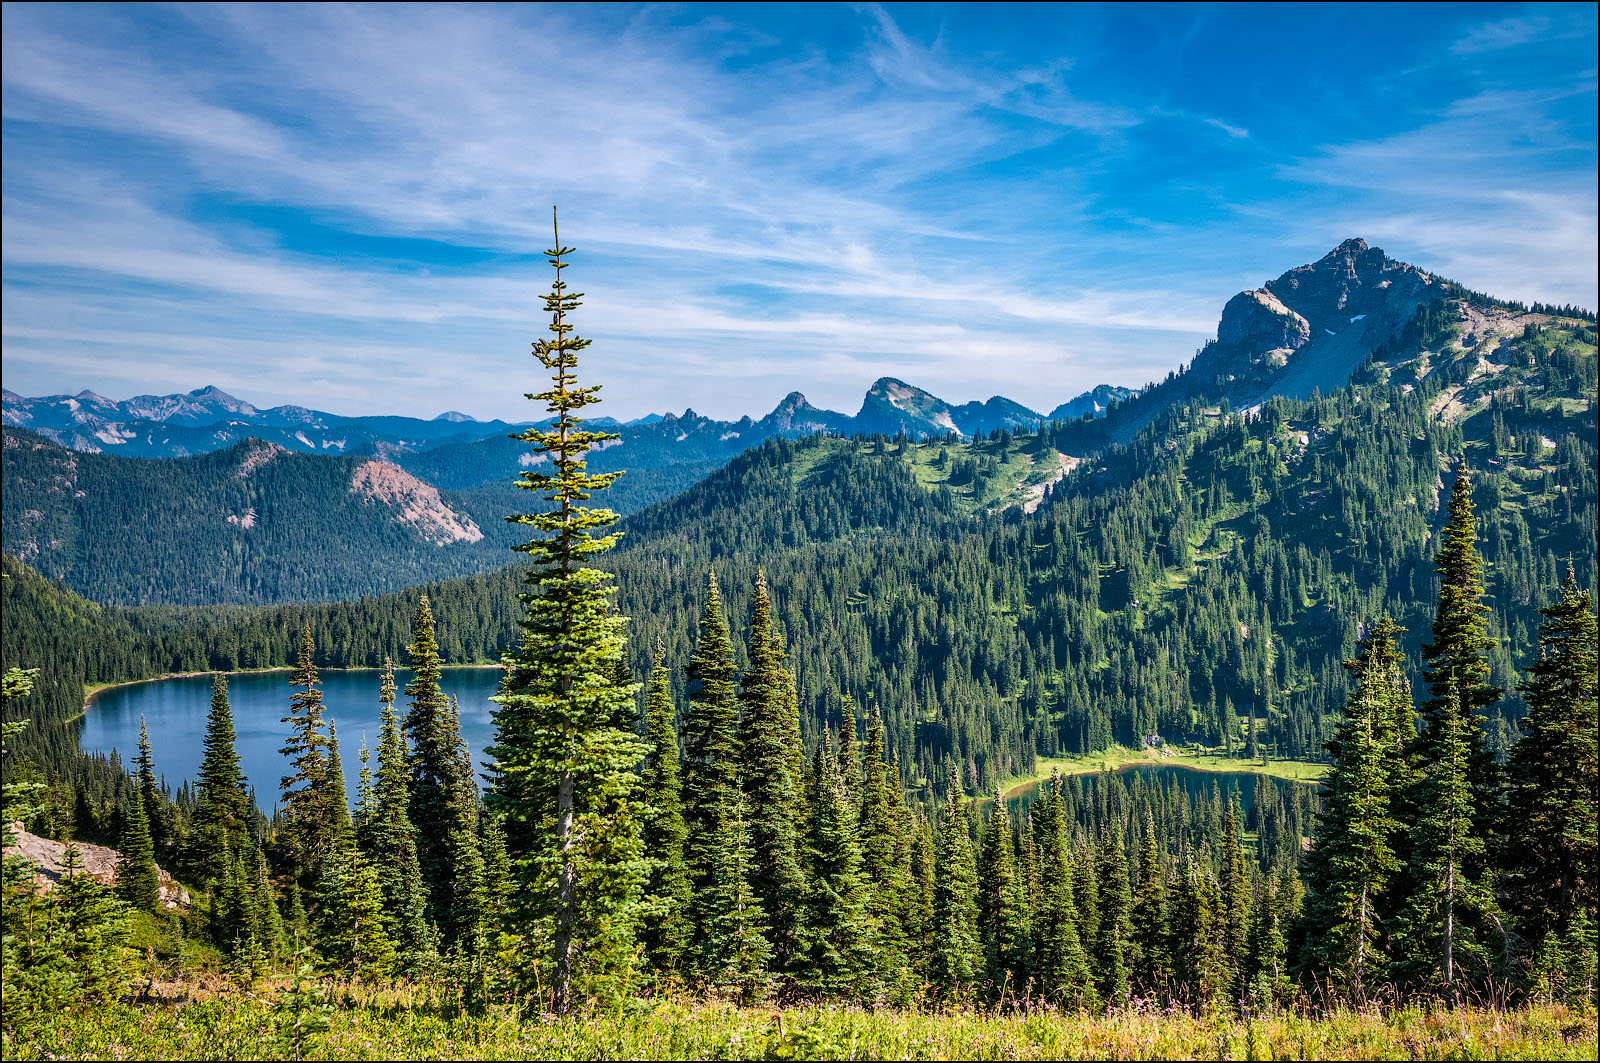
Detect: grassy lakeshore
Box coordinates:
(997, 745, 1325, 800)
(5, 997, 1592, 1061)
(81, 663, 506, 705)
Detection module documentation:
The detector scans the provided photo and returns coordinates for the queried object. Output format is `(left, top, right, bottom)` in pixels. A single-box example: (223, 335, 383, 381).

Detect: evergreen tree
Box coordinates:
(1219, 792, 1249, 1000)
(485, 215, 648, 1012)
(857, 710, 914, 990)
(361, 659, 429, 963)
(317, 837, 395, 980)
(1247, 871, 1294, 1006)
(252, 845, 285, 963)
(279, 625, 339, 884)
(1131, 811, 1172, 995)
(696, 792, 772, 1001)
(1504, 571, 1599, 956)
(906, 808, 937, 979)
(930, 783, 982, 1001)
(638, 639, 692, 975)
(978, 791, 1028, 999)
(835, 696, 860, 809)
(1171, 855, 1225, 1011)
(1417, 469, 1502, 846)
(681, 571, 743, 970)
(113, 789, 159, 911)
(1396, 676, 1500, 997)
(1031, 776, 1093, 1007)
(1299, 617, 1409, 1002)
(736, 573, 807, 972)
(799, 733, 873, 999)
(403, 597, 477, 940)
(194, 675, 251, 882)
(1094, 826, 1133, 1005)
(133, 715, 166, 857)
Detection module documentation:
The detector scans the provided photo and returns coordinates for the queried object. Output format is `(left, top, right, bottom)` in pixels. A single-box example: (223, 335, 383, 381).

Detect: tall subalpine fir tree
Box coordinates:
(1131, 810, 1171, 994)
(1397, 678, 1499, 995)
(1220, 793, 1249, 996)
(930, 781, 982, 1001)
(681, 571, 744, 970)
(978, 791, 1027, 998)
(1300, 617, 1409, 1002)
(1417, 469, 1502, 845)
(1032, 775, 1092, 1007)
(1504, 571, 1599, 962)
(359, 659, 429, 963)
(114, 789, 159, 911)
(404, 597, 478, 942)
(1094, 826, 1133, 1005)
(638, 640, 692, 975)
(133, 716, 166, 857)
(280, 625, 340, 885)
(1172, 855, 1226, 1011)
(799, 731, 873, 999)
(857, 711, 913, 988)
(195, 676, 252, 882)
(736, 573, 806, 973)
(486, 211, 647, 1013)
(1398, 470, 1504, 995)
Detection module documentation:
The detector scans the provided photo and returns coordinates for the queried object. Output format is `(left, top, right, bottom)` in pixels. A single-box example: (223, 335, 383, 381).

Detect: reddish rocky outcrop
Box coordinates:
(4, 824, 191, 909)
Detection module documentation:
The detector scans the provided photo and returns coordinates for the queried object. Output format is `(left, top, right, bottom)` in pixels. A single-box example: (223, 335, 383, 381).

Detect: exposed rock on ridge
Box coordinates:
(5, 824, 190, 909)
(349, 460, 484, 545)
(1196, 237, 1440, 401)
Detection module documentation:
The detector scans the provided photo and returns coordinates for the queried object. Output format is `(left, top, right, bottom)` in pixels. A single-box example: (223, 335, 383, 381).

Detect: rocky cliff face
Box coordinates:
(349, 460, 484, 545)
(4, 824, 191, 909)
(854, 377, 965, 437)
(1194, 237, 1441, 401)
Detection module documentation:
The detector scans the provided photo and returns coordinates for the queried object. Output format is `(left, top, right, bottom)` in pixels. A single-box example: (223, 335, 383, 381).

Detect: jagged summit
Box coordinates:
(1193, 237, 1439, 401)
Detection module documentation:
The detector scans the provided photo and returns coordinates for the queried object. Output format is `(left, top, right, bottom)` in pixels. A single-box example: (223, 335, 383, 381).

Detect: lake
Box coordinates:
(80, 668, 507, 812)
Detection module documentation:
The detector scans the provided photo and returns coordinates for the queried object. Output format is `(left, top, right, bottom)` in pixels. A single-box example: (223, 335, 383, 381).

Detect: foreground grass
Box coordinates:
(6, 998, 1594, 1061)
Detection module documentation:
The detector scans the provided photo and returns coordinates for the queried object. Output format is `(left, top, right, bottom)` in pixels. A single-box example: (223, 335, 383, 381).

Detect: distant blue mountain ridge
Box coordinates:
(1, 377, 1135, 471)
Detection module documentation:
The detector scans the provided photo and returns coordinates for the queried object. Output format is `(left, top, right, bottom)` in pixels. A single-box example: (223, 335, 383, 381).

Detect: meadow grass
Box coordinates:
(994, 745, 1324, 800)
(5, 995, 1593, 1061)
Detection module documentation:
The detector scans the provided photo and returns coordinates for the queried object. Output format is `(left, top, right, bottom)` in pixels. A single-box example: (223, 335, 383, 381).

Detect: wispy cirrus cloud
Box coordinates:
(2, 3, 1594, 420)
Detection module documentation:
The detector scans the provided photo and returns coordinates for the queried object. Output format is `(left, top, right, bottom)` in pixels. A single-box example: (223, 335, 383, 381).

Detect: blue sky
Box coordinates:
(2, 3, 1595, 421)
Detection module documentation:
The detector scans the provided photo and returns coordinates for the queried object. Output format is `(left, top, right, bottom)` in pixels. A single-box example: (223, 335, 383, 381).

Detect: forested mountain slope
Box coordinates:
(5, 306, 1592, 799)
(1, 432, 510, 604)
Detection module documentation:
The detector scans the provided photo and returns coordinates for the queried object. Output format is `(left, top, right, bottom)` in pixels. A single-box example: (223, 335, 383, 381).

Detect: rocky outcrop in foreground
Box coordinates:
(4, 823, 190, 909)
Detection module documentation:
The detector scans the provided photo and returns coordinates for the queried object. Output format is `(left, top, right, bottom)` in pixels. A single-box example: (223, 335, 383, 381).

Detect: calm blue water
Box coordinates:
(80, 668, 506, 812)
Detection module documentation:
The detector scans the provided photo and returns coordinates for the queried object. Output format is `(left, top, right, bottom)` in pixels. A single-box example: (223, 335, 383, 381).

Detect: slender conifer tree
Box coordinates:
(1299, 617, 1409, 1002)
(1504, 571, 1599, 960)
(486, 212, 647, 1012)
(638, 639, 692, 974)
(280, 625, 339, 885)
(736, 573, 807, 972)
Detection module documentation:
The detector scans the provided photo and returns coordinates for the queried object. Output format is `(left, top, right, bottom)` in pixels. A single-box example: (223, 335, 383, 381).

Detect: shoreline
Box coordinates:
(996, 748, 1324, 801)
(82, 662, 506, 709)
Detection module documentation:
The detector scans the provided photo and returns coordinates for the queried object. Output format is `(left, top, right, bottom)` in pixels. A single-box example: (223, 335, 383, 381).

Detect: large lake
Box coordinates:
(81, 668, 506, 812)
(83, 671, 1311, 817)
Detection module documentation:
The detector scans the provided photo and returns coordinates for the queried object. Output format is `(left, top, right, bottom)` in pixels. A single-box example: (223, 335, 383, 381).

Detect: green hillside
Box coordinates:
(5, 307, 1592, 798)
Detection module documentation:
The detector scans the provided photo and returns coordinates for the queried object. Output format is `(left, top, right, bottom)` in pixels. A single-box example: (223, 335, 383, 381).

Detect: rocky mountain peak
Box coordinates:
(1196, 237, 1441, 401)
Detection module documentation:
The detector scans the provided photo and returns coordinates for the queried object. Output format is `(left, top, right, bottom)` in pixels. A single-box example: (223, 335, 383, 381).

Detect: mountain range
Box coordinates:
(3, 237, 1593, 609)
(2, 376, 1133, 462)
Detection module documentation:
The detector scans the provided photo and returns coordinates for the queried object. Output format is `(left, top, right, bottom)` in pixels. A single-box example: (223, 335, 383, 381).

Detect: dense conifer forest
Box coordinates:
(2, 231, 1595, 1060)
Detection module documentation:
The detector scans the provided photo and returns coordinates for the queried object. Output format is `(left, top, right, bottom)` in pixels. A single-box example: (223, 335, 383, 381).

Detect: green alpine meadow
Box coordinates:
(2, 4, 1596, 1060)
